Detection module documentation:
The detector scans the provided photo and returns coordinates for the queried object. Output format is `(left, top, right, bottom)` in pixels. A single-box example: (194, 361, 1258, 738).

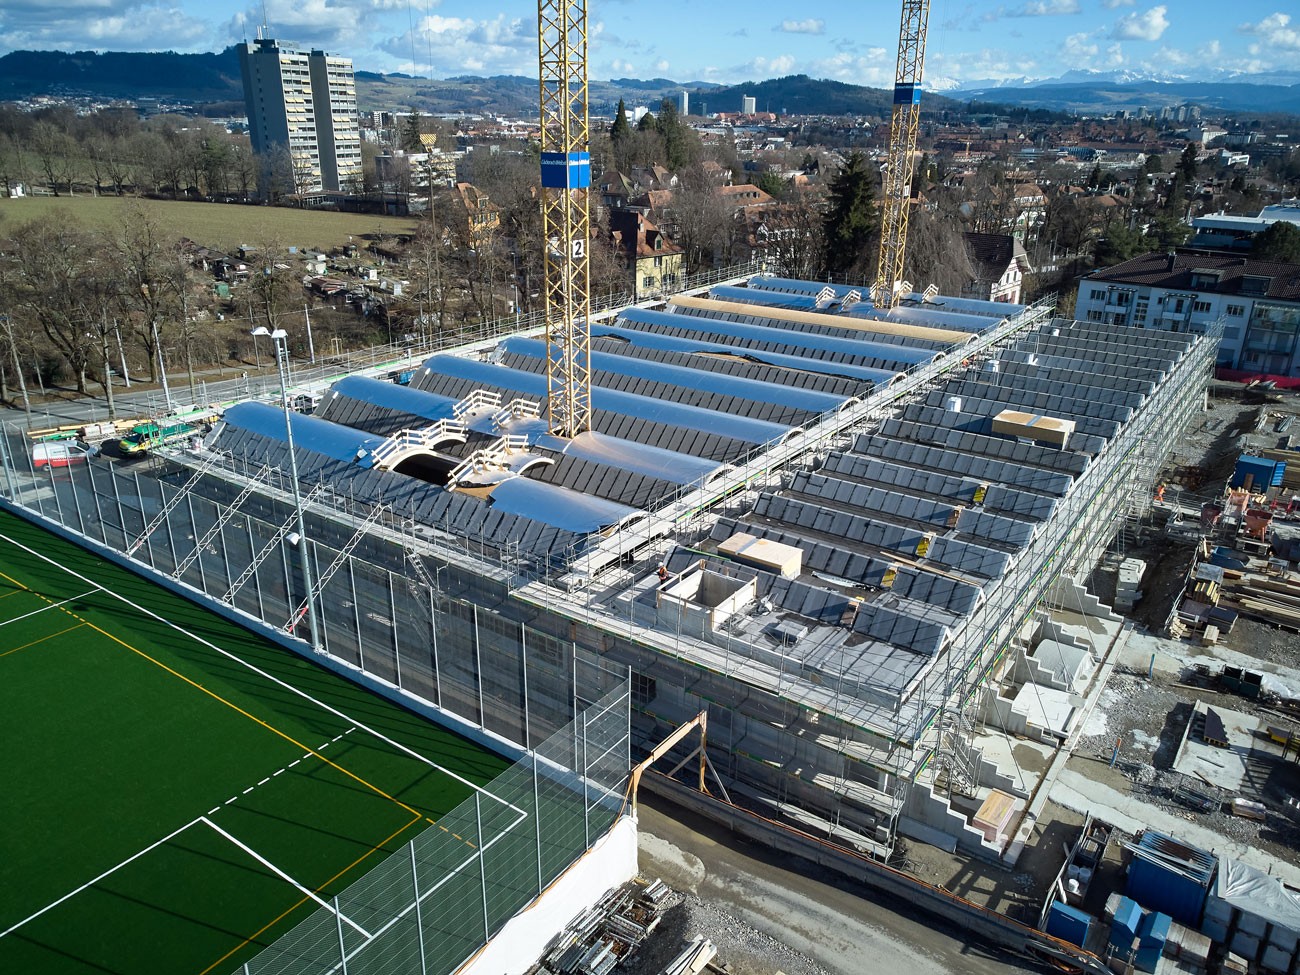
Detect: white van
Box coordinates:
(32, 440, 98, 469)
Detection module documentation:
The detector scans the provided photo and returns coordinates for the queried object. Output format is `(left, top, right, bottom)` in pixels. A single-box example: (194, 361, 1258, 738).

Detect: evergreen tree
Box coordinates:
(655, 99, 691, 171)
(636, 111, 656, 133)
(821, 151, 879, 280)
(401, 111, 424, 153)
(610, 99, 631, 144)
(1179, 141, 1199, 182)
(1252, 221, 1300, 264)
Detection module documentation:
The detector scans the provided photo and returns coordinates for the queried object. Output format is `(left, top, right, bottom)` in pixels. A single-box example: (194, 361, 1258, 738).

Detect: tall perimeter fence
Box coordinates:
(0, 426, 632, 975)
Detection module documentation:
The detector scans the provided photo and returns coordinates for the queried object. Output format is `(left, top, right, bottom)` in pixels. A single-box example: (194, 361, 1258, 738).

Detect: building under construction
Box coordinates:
(1, 274, 1217, 861)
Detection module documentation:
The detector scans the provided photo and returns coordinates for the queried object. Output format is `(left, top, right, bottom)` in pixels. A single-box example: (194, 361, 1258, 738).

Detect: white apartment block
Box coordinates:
(1075, 251, 1300, 374)
(238, 36, 361, 195)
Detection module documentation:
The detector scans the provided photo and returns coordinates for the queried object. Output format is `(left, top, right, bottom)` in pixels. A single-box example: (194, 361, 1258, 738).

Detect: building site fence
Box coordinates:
(0, 426, 631, 975)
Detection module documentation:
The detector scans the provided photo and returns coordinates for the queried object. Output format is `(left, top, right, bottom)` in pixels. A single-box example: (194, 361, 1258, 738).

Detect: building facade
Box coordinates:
(1076, 251, 1300, 373)
(238, 36, 362, 196)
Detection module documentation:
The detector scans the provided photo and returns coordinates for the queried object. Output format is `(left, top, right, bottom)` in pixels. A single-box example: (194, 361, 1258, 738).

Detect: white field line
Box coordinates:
(214, 728, 356, 811)
(0, 589, 101, 628)
(0, 818, 199, 938)
(200, 817, 373, 940)
(0, 530, 524, 818)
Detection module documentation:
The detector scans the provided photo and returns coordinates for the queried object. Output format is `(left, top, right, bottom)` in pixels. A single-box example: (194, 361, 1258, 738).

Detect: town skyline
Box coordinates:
(1, 1, 1298, 91)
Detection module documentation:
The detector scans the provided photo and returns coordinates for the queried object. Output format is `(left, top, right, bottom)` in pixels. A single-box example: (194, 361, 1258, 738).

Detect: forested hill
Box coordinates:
(0, 48, 244, 102)
(693, 74, 966, 117)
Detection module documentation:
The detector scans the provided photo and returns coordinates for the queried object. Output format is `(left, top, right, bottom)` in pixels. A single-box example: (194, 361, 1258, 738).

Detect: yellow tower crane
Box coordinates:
(872, 0, 931, 311)
(537, 0, 593, 437)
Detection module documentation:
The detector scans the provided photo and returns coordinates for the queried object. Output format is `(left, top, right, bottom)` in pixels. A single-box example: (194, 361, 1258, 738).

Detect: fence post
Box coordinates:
(334, 895, 349, 974)
(476, 791, 490, 943)
(410, 842, 428, 975)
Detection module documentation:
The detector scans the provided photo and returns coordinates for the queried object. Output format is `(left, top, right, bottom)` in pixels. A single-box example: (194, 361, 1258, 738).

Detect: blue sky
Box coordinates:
(1, 0, 1298, 86)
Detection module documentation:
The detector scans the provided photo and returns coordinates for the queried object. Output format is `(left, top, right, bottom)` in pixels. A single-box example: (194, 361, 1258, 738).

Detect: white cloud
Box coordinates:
(807, 49, 892, 86)
(748, 54, 796, 76)
(654, 58, 670, 72)
(1007, 0, 1080, 16)
(1111, 5, 1170, 42)
(379, 12, 534, 78)
(777, 19, 824, 35)
(1102, 0, 1135, 7)
(0, 0, 211, 54)
(1239, 12, 1300, 51)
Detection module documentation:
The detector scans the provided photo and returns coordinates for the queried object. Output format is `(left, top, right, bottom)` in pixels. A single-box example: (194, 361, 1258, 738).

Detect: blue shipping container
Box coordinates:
(1046, 901, 1092, 948)
(1231, 455, 1279, 490)
(1125, 830, 1216, 927)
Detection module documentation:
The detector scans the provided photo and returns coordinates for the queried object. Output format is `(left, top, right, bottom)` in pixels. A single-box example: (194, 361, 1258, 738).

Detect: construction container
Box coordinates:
(1136, 910, 1171, 973)
(1231, 455, 1285, 491)
(1125, 830, 1217, 927)
(1046, 901, 1091, 948)
(1112, 897, 1143, 953)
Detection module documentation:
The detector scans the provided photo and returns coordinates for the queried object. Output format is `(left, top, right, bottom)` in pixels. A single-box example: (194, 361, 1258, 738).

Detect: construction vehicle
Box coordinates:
(118, 420, 197, 456)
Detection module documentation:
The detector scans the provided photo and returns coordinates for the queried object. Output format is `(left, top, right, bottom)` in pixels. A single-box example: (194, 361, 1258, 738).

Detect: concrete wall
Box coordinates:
(460, 815, 639, 975)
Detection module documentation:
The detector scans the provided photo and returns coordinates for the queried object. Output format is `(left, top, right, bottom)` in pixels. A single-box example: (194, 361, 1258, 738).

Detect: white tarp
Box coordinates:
(1215, 855, 1300, 934)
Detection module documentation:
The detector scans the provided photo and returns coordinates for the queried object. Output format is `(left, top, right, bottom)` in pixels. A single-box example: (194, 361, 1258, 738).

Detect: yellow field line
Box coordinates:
(0, 588, 27, 600)
(0, 562, 422, 819)
(196, 811, 426, 975)
(0, 622, 87, 659)
(75, 614, 423, 819)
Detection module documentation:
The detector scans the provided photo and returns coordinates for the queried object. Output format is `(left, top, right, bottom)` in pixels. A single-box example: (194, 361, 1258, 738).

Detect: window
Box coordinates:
(1170, 298, 1185, 313)
(632, 672, 657, 706)
(1086, 310, 1103, 322)
(1193, 300, 1212, 313)
(1227, 304, 1245, 317)
(1224, 326, 1241, 340)
(1090, 288, 1105, 300)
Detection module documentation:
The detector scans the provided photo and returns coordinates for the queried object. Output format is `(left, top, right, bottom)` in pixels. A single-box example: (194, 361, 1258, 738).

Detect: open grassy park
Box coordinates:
(0, 195, 422, 252)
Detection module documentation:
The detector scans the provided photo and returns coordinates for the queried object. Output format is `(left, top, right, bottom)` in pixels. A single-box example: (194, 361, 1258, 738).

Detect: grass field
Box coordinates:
(0, 507, 509, 975)
(0, 195, 422, 252)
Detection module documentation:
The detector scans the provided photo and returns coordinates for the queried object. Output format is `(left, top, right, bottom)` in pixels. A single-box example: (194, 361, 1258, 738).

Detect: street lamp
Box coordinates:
(252, 326, 322, 652)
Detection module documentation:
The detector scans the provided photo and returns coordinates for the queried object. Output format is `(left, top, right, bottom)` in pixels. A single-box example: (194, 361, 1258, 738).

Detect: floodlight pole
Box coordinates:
(255, 327, 322, 652)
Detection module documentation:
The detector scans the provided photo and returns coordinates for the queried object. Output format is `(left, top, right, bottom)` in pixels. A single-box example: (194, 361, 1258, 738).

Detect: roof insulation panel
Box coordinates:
(613, 307, 938, 371)
(590, 325, 902, 387)
(499, 336, 851, 417)
(415, 354, 796, 447)
(670, 294, 969, 349)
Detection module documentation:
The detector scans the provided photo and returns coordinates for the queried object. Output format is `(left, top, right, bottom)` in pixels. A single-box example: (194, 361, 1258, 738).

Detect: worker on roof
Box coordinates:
(657, 564, 668, 583)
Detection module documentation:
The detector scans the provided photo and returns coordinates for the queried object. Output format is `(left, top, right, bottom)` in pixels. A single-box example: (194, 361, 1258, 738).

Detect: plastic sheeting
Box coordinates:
(419, 355, 796, 446)
(1214, 857, 1300, 934)
(486, 477, 640, 534)
(499, 336, 851, 416)
(556, 430, 725, 487)
(221, 401, 383, 463)
(329, 374, 459, 420)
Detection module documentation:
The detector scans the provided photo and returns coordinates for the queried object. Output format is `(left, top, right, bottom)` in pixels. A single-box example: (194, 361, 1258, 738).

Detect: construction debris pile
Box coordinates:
(534, 879, 671, 975)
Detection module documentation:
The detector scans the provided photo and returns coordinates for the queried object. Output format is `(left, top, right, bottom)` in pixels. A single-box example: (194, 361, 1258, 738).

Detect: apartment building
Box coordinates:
(238, 35, 362, 196)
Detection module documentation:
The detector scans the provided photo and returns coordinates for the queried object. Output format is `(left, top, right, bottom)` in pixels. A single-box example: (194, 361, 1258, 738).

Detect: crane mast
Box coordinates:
(872, 0, 931, 311)
(537, 0, 593, 437)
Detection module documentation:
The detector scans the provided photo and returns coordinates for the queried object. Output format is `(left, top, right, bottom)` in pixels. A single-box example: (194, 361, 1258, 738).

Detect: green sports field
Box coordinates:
(0, 508, 509, 975)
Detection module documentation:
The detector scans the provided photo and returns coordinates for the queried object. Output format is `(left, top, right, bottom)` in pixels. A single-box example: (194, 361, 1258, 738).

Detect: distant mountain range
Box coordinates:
(0, 48, 1297, 118)
(944, 68, 1300, 115)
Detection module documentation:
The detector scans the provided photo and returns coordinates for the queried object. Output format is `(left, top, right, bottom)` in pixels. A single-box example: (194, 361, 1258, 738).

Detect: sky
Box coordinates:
(1, 0, 1299, 88)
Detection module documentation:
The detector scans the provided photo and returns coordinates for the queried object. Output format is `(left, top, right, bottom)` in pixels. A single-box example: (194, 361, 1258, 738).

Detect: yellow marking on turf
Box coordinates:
(71, 614, 424, 819)
(0, 622, 87, 659)
(0, 563, 423, 822)
(196, 811, 426, 975)
(0, 587, 27, 599)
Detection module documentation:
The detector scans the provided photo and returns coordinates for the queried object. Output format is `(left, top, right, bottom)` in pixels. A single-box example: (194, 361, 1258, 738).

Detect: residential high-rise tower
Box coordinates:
(238, 35, 362, 196)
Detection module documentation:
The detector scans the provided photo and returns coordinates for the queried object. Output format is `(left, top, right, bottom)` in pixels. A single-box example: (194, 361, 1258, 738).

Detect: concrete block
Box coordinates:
(1263, 943, 1293, 973)
(1230, 930, 1260, 960)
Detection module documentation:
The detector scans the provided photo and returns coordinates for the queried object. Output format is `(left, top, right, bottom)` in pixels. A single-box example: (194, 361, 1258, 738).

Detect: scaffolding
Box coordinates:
(0, 298, 1219, 864)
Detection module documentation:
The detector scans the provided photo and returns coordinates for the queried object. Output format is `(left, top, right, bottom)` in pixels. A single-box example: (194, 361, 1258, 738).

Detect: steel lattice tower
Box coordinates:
(537, 0, 593, 437)
(872, 0, 930, 311)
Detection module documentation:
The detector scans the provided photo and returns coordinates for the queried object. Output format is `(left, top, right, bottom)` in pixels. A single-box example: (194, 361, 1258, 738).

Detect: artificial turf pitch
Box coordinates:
(0, 508, 509, 975)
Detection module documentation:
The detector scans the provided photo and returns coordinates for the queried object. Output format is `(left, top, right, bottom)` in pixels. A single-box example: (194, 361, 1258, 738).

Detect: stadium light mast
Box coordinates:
(252, 326, 321, 651)
(537, 0, 593, 437)
(872, 0, 931, 311)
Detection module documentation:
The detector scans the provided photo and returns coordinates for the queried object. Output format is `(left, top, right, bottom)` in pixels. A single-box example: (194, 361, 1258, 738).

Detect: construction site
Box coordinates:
(14, 1, 1300, 974)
